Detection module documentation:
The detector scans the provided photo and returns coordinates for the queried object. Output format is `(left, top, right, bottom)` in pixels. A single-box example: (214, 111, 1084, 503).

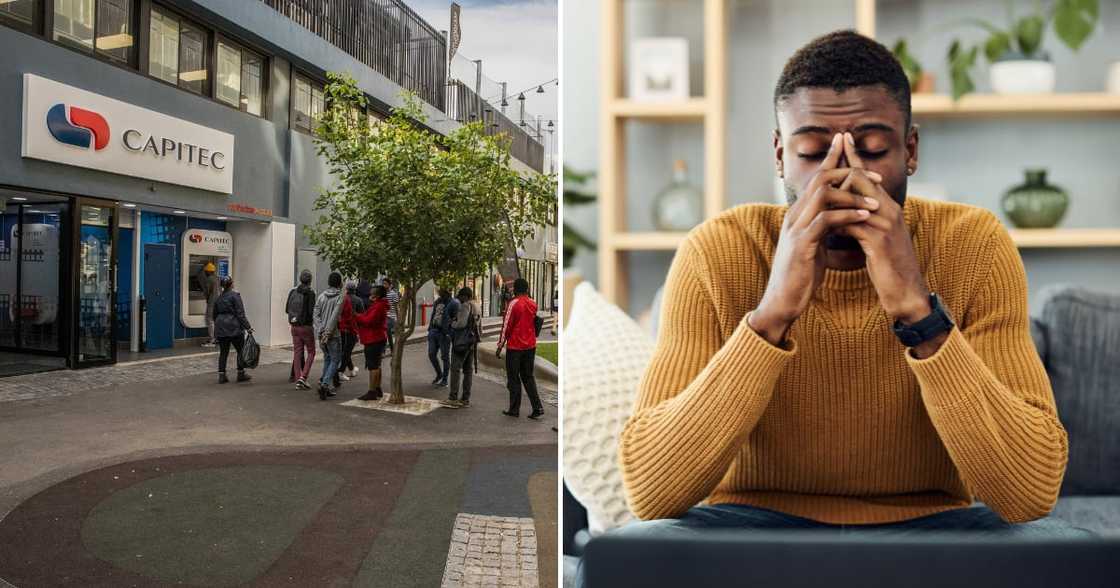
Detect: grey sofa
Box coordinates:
(563, 285, 1120, 585)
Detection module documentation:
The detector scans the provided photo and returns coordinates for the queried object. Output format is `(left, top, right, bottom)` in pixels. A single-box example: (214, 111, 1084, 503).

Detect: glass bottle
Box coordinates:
(652, 159, 702, 231)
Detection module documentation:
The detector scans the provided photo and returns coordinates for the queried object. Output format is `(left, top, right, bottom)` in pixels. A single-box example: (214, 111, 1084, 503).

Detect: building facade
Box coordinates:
(0, 0, 547, 371)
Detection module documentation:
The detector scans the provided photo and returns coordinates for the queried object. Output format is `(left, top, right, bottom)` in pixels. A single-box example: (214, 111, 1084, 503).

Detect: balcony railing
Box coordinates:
(261, 0, 447, 111)
(447, 80, 544, 172)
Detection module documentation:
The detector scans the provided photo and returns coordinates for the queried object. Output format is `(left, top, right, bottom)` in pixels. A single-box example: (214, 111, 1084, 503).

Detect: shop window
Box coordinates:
(53, 0, 135, 66)
(216, 37, 265, 115)
(292, 73, 325, 134)
(0, 0, 39, 32)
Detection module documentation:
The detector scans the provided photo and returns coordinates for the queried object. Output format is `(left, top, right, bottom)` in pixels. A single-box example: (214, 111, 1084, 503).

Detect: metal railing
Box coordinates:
(261, 0, 446, 110)
(447, 80, 544, 172)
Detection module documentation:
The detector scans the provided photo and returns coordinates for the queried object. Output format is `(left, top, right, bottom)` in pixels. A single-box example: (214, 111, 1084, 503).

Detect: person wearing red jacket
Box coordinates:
(497, 278, 543, 420)
(355, 285, 390, 401)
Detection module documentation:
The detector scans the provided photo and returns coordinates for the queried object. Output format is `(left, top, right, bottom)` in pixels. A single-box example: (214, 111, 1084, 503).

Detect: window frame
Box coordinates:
(290, 70, 326, 136)
(214, 32, 267, 117)
(0, 0, 43, 34)
(46, 0, 139, 68)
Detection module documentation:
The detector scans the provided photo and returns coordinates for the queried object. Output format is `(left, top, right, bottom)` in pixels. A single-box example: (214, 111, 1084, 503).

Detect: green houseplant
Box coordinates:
(563, 166, 597, 269)
(946, 0, 1099, 100)
(892, 39, 934, 93)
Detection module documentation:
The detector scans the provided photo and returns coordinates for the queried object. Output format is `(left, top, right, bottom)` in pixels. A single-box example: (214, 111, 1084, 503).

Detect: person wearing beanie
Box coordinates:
(285, 269, 317, 389)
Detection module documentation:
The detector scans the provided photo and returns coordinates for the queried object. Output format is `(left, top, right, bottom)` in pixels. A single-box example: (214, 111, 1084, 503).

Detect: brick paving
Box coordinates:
(441, 513, 539, 588)
(0, 348, 291, 404)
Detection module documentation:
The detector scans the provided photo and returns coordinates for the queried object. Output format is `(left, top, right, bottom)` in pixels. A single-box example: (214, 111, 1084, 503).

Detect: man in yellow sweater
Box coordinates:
(614, 30, 1091, 543)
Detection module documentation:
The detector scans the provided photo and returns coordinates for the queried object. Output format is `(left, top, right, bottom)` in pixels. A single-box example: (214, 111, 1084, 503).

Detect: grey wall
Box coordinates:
(564, 0, 1120, 317)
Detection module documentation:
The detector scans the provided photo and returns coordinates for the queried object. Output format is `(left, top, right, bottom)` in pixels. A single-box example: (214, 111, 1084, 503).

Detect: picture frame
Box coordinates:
(630, 37, 689, 101)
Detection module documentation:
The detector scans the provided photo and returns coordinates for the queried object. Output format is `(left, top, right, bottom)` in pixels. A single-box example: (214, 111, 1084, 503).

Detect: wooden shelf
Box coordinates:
(912, 93, 1120, 117)
(1009, 228, 1120, 248)
(611, 231, 688, 250)
(607, 98, 708, 121)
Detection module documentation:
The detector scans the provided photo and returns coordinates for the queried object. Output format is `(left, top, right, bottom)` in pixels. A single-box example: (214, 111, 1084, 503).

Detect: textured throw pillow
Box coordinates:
(1035, 285, 1120, 495)
(562, 282, 655, 534)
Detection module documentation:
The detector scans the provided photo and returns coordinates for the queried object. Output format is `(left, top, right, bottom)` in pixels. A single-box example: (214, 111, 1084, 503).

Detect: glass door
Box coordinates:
(74, 200, 117, 366)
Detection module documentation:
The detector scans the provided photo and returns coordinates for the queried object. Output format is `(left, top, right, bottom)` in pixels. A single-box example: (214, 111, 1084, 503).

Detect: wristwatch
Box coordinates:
(892, 293, 955, 347)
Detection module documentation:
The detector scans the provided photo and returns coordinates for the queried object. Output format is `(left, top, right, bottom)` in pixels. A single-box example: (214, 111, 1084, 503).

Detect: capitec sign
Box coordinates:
(21, 74, 234, 194)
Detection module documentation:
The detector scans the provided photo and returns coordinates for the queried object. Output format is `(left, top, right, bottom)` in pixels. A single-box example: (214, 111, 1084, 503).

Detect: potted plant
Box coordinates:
(946, 0, 1099, 100)
(892, 38, 935, 94)
(562, 166, 597, 326)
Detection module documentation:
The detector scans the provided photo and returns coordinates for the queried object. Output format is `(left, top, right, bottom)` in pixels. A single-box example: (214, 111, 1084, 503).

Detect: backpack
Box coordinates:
(452, 305, 478, 355)
(431, 300, 447, 330)
(533, 315, 544, 337)
(286, 288, 305, 324)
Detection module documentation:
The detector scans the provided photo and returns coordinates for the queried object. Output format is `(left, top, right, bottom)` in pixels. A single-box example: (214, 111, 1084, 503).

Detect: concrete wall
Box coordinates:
(563, 0, 1120, 317)
(228, 220, 295, 348)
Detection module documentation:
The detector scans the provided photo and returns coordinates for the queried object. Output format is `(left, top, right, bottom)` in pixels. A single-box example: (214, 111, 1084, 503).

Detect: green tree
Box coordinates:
(306, 72, 556, 403)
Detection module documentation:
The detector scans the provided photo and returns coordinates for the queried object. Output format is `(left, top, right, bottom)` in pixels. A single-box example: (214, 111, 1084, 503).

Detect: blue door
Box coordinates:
(143, 244, 174, 350)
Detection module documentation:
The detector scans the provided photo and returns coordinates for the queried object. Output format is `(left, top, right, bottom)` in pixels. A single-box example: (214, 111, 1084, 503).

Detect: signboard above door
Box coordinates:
(21, 73, 235, 194)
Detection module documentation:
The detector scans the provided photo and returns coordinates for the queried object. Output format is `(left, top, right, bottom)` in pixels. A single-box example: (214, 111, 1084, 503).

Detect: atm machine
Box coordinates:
(180, 228, 233, 328)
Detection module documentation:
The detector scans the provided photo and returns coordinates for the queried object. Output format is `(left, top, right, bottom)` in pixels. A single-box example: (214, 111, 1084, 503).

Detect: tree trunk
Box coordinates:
(388, 285, 418, 404)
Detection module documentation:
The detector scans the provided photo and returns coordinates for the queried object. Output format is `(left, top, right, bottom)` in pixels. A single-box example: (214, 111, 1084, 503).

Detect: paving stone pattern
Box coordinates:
(0, 349, 290, 404)
(441, 513, 539, 588)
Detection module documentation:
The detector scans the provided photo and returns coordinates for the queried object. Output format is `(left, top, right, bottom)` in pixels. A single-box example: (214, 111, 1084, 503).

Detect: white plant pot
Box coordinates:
(990, 60, 1056, 94)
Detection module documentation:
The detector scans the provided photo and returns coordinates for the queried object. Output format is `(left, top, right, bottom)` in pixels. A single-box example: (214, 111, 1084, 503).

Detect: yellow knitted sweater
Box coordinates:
(620, 196, 1068, 525)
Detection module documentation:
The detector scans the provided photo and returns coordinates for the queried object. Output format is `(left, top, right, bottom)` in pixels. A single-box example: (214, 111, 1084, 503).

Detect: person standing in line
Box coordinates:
(355, 285, 389, 401)
(338, 280, 366, 382)
(285, 270, 317, 389)
(382, 277, 400, 355)
(212, 275, 252, 384)
(446, 287, 482, 408)
(356, 278, 373, 309)
(497, 278, 543, 420)
(428, 288, 458, 387)
(201, 262, 220, 347)
(313, 272, 345, 401)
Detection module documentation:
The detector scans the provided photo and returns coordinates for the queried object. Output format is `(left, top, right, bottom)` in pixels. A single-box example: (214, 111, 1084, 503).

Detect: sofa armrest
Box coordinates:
(564, 482, 590, 556)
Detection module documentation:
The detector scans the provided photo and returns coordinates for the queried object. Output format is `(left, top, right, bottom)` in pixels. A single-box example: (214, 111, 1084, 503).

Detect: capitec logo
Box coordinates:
(188, 233, 203, 244)
(46, 103, 109, 151)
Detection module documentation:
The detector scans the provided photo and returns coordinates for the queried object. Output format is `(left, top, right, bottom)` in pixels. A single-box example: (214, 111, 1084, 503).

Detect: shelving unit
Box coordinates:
(596, 0, 1120, 310)
(598, 0, 726, 309)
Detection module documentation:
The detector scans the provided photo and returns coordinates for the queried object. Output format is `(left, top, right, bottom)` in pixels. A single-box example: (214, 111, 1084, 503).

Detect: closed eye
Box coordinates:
(797, 150, 887, 161)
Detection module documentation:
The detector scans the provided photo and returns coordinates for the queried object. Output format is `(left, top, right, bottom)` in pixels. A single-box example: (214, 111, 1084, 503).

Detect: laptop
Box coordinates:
(582, 530, 1120, 588)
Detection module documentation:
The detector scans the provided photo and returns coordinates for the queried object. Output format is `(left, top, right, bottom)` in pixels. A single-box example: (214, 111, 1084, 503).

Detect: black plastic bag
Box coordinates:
(242, 332, 261, 369)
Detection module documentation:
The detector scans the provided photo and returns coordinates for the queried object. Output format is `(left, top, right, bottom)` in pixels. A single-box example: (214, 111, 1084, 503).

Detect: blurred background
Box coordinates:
(562, 0, 1120, 324)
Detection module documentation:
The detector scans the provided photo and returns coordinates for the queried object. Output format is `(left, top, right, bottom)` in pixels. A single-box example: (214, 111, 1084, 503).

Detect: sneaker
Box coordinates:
(318, 385, 327, 401)
(201, 341, 217, 348)
(340, 373, 350, 382)
(459, 399, 470, 408)
(502, 410, 519, 417)
(436, 379, 448, 388)
(236, 372, 251, 383)
(358, 391, 379, 401)
(349, 368, 360, 378)
(528, 411, 544, 420)
(218, 373, 229, 384)
(431, 376, 442, 385)
(296, 378, 309, 390)
(326, 387, 337, 397)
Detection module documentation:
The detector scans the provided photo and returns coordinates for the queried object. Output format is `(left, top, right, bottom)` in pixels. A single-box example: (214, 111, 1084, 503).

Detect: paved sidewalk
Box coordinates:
(0, 344, 557, 588)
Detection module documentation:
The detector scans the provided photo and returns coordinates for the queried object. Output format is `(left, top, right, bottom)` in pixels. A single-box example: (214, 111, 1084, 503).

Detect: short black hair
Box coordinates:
(774, 30, 911, 130)
(372, 285, 386, 298)
(513, 278, 529, 295)
(328, 271, 342, 288)
(457, 287, 473, 300)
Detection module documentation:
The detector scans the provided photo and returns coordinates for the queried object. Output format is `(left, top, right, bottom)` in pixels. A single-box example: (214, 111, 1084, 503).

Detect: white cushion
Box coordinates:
(562, 282, 655, 534)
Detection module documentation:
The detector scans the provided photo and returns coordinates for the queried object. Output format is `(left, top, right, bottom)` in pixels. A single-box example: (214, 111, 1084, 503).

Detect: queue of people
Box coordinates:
(214, 269, 546, 422)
